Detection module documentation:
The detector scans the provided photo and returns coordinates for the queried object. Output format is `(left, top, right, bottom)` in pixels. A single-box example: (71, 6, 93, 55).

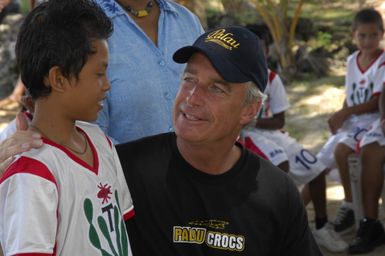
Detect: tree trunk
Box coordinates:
(252, 0, 304, 80)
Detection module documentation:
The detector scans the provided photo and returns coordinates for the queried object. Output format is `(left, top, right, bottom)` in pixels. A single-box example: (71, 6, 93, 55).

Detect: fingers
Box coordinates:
(0, 131, 42, 163)
(0, 157, 14, 176)
(16, 112, 30, 131)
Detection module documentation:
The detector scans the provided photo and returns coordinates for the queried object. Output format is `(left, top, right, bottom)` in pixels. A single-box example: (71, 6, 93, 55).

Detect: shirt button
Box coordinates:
(159, 60, 165, 66)
(169, 127, 173, 131)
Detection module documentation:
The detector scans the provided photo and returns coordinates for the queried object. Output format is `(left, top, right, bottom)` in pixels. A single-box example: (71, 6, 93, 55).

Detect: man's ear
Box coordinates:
(44, 66, 67, 93)
(240, 100, 262, 126)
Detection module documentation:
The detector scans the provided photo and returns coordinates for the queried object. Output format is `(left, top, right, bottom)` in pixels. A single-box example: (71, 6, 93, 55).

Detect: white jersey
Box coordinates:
(345, 50, 385, 107)
(259, 70, 290, 118)
(0, 122, 134, 256)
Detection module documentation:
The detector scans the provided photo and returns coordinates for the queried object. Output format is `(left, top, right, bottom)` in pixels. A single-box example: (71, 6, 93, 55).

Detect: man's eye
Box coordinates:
(209, 84, 226, 93)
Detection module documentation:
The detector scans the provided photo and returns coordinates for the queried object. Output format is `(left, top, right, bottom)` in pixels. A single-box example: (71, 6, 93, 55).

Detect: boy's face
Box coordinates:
(64, 39, 110, 122)
(353, 23, 384, 54)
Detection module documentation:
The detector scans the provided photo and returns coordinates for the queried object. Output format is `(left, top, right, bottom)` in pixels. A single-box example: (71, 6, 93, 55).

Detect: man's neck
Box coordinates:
(176, 137, 242, 175)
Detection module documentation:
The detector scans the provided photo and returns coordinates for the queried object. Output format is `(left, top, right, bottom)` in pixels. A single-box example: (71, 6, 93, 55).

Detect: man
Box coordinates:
(0, 26, 321, 255)
(118, 26, 322, 255)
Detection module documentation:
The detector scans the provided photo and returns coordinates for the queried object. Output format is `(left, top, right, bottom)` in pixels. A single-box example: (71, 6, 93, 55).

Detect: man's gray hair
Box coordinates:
(244, 81, 266, 105)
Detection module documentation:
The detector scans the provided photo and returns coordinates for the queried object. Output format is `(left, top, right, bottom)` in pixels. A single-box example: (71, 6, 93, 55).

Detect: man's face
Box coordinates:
(173, 52, 259, 145)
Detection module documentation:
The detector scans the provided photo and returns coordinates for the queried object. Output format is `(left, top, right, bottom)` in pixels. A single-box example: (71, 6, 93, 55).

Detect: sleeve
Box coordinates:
(280, 177, 322, 256)
(0, 158, 58, 256)
(0, 118, 17, 143)
(372, 61, 385, 96)
(112, 144, 134, 221)
(268, 74, 290, 115)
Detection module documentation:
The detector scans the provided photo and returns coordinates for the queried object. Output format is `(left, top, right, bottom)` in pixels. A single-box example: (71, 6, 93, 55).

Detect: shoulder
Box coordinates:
(0, 156, 56, 186)
(116, 132, 173, 160)
(347, 51, 359, 63)
(160, 0, 203, 30)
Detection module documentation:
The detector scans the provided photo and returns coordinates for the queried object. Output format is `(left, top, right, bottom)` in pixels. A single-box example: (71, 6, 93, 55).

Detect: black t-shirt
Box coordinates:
(116, 132, 322, 256)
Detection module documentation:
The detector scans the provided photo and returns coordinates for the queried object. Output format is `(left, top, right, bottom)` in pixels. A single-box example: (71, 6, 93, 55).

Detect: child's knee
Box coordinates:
(334, 142, 354, 159)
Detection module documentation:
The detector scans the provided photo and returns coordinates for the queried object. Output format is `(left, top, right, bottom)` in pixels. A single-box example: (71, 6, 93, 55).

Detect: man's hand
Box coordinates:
(0, 113, 42, 176)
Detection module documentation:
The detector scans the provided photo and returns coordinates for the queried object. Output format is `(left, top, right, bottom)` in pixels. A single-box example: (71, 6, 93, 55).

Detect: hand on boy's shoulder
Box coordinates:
(0, 113, 43, 176)
(328, 109, 349, 134)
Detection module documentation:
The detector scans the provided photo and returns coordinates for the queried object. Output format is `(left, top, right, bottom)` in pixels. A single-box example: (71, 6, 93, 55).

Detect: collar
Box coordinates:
(98, 0, 178, 19)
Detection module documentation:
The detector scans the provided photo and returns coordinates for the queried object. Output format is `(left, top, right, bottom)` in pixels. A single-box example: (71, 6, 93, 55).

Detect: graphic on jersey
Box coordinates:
(84, 189, 129, 256)
(349, 81, 374, 105)
(98, 183, 112, 204)
(173, 220, 245, 252)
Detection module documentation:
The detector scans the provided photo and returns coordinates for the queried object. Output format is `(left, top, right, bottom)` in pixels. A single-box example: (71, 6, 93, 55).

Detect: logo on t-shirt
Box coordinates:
(83, 186, 129, 256)
(349, 81, 374, 105)
(173, 220, 245, 252)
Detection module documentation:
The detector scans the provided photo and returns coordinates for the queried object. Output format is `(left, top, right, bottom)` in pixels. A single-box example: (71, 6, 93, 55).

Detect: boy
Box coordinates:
(240, 24, 347, 253)
(317, 8, 385, 237)
(0, 1, 134, 255)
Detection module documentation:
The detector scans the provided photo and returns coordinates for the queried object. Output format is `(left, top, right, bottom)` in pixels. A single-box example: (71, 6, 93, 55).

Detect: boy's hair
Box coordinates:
(352, 8, 384, 33)
(16, 0, 113, 99)
(245, 23, 272, 50)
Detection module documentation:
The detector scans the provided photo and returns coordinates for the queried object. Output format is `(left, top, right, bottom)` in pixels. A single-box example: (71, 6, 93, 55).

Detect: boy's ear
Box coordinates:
(44, 66, 67, 93)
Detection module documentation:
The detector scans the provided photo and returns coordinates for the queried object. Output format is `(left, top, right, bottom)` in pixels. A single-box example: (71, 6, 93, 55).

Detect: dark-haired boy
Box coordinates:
(0, 0, 134, 255)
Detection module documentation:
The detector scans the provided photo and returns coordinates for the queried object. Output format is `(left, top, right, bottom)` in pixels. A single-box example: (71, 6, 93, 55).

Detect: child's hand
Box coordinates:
(328, 109, 349, 134)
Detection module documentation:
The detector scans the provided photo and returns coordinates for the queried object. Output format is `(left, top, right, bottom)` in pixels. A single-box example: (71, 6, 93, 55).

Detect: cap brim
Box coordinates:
(173, 46, 251, 84)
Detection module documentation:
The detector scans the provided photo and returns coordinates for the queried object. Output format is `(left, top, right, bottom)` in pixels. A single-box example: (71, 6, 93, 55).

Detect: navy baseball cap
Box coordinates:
(173, 26, 267, 92)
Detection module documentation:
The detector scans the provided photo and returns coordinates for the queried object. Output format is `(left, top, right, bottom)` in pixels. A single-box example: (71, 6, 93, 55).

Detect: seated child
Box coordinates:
(0, 1, 134, 255)
(317, 8, 385, 237)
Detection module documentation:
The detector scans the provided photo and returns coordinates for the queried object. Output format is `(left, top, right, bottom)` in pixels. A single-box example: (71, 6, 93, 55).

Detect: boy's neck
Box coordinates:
(31, 101, 78, 145)
(358, 48, 383, 70)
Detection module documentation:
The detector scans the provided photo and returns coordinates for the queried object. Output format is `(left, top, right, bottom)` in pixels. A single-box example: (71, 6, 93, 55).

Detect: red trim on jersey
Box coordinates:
(13, 253, 54, 255)
(379, 61, 385, 69)
(105, 135, 112, 149)
(0, 156, 57, 186)
(243, 137, 269, 160)
(268, 70, 277, 84)
(372, 91, 381, 98)
(124, 208, 135, 221)
(42, 127, 99, 175)
(356, 50, 384, 74)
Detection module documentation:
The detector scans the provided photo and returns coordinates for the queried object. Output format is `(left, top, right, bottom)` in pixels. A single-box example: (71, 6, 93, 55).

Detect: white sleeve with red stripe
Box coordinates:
(0, 157, 58, 256)
(110, 143, 134, 221)
(268, 72, 290, 115)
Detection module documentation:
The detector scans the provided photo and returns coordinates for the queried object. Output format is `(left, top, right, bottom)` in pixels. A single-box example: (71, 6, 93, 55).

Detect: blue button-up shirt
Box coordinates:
(95, 0, 204, 144)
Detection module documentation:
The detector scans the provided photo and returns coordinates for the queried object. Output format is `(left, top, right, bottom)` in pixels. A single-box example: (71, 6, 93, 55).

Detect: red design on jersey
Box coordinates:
(243, 137, 269, 160)
(268, 71, 277, 84)
(97, 183, 112, 204)
(359, 79, 366, 86)
(0, 156, 57, 186)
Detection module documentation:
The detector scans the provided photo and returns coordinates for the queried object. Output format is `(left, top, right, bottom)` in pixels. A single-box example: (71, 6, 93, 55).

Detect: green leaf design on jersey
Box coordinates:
(114, 205, 123, 256)
(115, 191, 129, 256)
(98, 216, 119, 256)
